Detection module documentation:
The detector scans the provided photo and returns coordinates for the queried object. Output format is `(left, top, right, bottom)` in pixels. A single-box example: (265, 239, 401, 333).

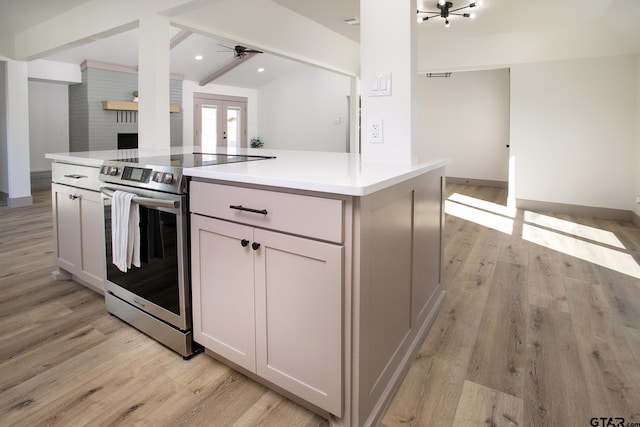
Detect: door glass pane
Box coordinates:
(202, 104, 217, 151)
(226, 106, 241, 149)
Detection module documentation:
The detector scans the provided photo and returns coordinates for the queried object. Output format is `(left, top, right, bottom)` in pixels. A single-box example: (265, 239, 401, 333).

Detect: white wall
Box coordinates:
(360, 0, 415, 165)
(511, 54, 637, 211)
(28, 59, 81, 84)
(257, 65, 350, 152)
(181, 80, 258, 147)
(635, 54, 640, 219)
(4, 59, 31, 205)
(0, 61, 7, 193)
(28, 80, 70, 171)
(416, 69, 510, 182)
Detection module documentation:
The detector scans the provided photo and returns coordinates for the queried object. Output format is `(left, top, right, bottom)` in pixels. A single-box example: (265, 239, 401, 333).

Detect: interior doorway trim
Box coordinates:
(194, 92, 248, 149)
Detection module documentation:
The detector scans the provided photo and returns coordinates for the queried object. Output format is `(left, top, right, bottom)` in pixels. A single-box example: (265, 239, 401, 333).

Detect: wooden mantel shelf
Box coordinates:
(102, 100, 180, 113)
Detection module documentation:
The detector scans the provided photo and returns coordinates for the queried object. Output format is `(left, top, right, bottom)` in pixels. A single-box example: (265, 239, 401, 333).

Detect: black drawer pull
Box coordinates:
(229, 205, 268, 215)
(240, 239, 249, 247)
(252, 242, 261, 251)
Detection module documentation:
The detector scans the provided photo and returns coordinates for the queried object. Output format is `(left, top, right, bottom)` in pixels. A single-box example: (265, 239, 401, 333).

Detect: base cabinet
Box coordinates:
(189, 167, 446, 427)
(52, 182, 105, 292)
(191, 213, 343, 416)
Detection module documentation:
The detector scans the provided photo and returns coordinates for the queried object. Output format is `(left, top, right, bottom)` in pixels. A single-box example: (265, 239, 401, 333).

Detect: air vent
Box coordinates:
(343, 17, 360, 26)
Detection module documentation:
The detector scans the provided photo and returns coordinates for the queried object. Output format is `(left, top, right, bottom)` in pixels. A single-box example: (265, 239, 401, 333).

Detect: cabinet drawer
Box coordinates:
(52, 162, 102, 191)
(190, 181, 343, 243)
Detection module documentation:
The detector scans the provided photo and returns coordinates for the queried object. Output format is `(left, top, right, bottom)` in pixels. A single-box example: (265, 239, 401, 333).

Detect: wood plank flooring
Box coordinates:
(382, 184, 640, 427)
(2, 185, 640, 426)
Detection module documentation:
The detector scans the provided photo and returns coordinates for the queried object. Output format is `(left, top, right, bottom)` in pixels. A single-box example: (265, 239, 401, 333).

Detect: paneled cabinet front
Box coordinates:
(190, 216, 256, 372)
(190, 212, 343, 416)
(51, 183, 105, 292)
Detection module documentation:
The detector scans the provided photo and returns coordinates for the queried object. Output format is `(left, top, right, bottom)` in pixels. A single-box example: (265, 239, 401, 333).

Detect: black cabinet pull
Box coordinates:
(251, 242, 261, 251)
(229, 205, 268, 215)
(240, 239, 249, 247)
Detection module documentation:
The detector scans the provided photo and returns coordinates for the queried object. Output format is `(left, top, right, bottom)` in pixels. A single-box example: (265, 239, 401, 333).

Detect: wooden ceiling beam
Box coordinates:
(170, 29, 192, 49)
(198, 52, 257, 86)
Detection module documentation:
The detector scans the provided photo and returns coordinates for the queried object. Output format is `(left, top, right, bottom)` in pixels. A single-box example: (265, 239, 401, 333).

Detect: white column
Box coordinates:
(360, 0, 417, 165)
(635, 54, 640, 219)
(4, 60, 32, 207)
(138, 14, 171, 151)
(349, 76, 360, 154)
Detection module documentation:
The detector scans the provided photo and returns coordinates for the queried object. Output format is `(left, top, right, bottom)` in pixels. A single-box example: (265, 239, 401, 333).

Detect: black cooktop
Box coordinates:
(112, 152, 275, 168)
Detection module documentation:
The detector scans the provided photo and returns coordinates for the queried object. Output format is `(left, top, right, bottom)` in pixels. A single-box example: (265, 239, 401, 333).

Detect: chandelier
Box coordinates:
(417, 0, 483, 27)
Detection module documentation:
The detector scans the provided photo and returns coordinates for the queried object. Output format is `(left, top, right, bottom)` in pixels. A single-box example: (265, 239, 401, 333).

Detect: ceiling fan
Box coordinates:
(218, 44, 263, 59)
(200, 44, 265, 86)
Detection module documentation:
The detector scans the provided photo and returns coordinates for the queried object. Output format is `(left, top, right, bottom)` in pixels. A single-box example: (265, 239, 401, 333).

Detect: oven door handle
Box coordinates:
(101, 188, 179, 209)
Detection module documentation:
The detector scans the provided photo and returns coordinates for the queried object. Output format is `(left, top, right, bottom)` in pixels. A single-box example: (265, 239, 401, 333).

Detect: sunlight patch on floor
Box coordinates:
(522, 223, 640, 279)
(448, 192, 517, 218)
(446, 192, 640, 279)
(445, 199, 514, 234)
(523, 210, 625, 249)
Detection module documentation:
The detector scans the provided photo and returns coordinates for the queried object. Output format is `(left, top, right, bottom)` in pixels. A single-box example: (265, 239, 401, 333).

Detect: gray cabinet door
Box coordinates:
(254, 228, 343, 416)
(191, 214, 256, 372)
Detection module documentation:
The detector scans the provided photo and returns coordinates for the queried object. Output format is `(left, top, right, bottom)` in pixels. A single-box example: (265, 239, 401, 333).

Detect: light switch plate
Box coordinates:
(368, 72, 391, 97)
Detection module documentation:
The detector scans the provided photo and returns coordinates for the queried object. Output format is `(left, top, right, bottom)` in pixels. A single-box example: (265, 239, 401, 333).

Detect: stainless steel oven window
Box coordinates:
(102, 185, 190, 331)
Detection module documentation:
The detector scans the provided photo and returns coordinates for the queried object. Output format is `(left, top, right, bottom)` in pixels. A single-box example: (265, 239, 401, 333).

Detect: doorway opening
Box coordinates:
(418, 68, 511, 197)
(194, 93, 248, 151)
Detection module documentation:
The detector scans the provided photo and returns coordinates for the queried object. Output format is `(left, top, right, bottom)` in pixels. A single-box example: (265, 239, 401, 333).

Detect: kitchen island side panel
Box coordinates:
(352, 167, 446, 427)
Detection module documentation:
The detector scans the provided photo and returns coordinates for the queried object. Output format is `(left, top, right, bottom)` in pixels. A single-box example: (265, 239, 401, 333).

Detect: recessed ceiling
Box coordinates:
(41, 26, 305, 89)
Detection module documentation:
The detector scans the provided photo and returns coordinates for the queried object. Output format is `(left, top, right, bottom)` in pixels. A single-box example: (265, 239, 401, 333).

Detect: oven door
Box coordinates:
(101, 184, 189, 331)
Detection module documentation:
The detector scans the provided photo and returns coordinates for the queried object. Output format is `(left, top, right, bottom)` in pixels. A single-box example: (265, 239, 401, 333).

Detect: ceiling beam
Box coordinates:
(198, 52, 258, 86)
(170, 29, 192, 49)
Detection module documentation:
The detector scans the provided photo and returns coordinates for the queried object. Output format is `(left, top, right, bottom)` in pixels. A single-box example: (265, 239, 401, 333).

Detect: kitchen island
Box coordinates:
(184, 148, 449, 427)
(46, 147, 449, 427)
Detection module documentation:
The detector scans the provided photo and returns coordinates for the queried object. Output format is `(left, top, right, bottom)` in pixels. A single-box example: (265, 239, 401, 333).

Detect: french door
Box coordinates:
(194, 93, 247, 151)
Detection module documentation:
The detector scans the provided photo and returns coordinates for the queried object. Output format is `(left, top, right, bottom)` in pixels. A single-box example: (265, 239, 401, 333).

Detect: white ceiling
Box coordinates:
(271, 0, 360, 42)
(0, 0, 91, 34)
(41, 26, 307, 88)
(1, 0, 639, 87)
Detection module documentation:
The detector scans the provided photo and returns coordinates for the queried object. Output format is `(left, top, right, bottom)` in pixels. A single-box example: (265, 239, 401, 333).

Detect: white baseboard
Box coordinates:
(7, 195, 33, 208)
(446, 176, 508, 188)
(516, 198, 632, 222)
(447, 177, 634, 222)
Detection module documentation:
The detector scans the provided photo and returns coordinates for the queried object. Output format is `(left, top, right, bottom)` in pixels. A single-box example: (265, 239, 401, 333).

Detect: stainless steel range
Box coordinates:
(99, 152, 274, 358)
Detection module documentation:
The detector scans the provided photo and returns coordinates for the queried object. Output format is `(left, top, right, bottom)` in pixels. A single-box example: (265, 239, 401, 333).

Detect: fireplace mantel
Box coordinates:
(101, 100, 180, 113)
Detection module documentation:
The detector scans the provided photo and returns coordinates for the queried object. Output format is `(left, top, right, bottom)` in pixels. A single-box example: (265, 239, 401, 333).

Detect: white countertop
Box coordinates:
(46, 147, 450, 196)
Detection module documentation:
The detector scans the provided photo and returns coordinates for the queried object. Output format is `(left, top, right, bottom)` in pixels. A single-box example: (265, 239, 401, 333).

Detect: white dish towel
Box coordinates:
(111, 190, 140, 272)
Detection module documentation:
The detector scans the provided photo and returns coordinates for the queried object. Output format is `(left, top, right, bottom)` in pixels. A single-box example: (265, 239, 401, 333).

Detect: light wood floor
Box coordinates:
(2, 185, 640, 426)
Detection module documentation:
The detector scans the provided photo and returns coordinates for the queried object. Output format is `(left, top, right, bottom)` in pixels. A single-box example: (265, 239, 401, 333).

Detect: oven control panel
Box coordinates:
(99, 161, 184, 194)
(122, 166, 152, 183)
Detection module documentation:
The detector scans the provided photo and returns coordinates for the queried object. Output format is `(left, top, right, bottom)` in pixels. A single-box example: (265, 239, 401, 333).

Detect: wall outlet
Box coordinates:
(370, 119, 383, 143)
(636, 196, 640, 204)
